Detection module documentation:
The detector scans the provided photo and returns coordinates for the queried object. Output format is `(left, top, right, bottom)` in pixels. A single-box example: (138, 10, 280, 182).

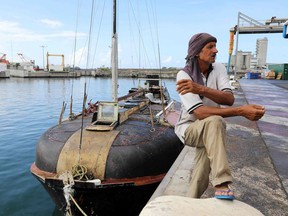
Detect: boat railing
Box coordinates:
(156, 100, 175, 118)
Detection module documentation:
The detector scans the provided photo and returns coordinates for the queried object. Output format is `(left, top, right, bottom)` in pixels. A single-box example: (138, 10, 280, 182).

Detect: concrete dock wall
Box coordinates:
(5, 68, 180, 79)
(92, 68, 179, 79)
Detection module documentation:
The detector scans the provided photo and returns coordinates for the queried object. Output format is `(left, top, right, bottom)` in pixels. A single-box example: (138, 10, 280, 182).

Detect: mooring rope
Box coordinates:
(61, 167, 89, 216)
(69, 194, 88, 216)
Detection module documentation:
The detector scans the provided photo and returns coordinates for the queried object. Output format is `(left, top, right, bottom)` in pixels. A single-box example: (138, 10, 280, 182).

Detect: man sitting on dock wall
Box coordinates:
(175, 33, 265, 200)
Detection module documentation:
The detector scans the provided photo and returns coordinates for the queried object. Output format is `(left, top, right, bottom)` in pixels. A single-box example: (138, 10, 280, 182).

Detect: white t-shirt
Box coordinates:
(175, 62, 232, 143)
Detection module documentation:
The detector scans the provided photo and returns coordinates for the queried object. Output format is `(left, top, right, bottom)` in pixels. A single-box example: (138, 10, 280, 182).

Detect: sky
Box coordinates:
(0, 0, 287, 69)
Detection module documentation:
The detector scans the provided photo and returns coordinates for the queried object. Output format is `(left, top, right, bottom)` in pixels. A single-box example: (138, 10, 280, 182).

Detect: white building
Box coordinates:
(256, 37, 268, 68)
(230, 37, 268, 73)
(230, 51, 253, 72)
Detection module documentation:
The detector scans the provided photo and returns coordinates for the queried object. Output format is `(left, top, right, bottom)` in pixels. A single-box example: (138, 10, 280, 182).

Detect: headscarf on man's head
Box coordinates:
(183, 33, 217, 85)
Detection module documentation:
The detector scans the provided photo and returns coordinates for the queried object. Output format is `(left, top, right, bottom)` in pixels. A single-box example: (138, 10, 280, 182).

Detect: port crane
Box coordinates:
(16, 53, 42, 71)
(46, 52, 65, 71)
(17, 53, 35, 65)
(228, 12, 288, 77)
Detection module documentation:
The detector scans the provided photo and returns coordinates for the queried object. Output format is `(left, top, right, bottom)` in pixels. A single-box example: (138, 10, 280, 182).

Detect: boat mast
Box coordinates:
(111, 0, 118, 102)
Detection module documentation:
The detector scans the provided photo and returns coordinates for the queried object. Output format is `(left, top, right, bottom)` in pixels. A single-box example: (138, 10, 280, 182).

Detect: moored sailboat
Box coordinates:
(30, 1, 183, 215)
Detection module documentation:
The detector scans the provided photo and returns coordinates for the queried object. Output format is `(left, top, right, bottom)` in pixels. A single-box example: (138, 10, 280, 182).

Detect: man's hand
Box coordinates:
(239, 104, 265, 121)
(176, 79, 204, 95)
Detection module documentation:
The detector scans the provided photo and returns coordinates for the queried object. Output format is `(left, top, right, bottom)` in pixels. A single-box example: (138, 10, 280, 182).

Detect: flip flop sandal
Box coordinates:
(215, 189, 235, 200)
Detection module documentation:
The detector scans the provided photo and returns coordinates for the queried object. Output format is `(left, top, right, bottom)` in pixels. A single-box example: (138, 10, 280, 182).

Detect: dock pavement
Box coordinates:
(142, 79, 288, 216)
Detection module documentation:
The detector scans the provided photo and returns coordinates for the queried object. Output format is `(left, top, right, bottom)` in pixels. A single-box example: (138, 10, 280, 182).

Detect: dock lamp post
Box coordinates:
(40, 45, 47, 70)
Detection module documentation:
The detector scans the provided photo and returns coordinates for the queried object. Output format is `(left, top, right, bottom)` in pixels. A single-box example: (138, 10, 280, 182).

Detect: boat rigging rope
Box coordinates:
(91, 0, 106, 68)
(127, 0, 153, 68)
(86, 0, 95, 70)
(152, 1, 167, 122)
(69, 0, 82, 120)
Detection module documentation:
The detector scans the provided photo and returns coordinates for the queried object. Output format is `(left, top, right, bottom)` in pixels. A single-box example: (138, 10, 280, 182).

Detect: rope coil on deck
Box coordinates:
(72, 164, 88, 180)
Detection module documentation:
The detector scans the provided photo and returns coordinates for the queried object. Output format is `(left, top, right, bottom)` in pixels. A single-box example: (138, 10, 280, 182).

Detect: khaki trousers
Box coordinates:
(184, 115, 232, 198)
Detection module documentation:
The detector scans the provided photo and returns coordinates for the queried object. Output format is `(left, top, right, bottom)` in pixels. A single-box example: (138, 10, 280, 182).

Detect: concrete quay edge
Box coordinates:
(145, 79, 288, 216)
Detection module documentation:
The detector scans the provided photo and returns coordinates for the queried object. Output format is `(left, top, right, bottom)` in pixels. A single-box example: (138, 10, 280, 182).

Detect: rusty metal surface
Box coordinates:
(32, 80, 184, 216)
(32, 99, 183, 216)
(105, 119, 183, 179)
(35, 97, 183, 180)
(35, 116, 92, 172)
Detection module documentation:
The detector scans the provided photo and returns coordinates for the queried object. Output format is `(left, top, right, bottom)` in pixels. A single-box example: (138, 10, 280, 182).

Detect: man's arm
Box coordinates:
(193, 104, 265, 120)
(176, 78, 265, 121)
(177, 79, 234, 106)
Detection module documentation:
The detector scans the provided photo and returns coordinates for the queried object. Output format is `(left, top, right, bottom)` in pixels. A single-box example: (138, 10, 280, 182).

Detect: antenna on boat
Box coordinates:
(79, 83, 87, 154)
(153, 3, 167, 122)
(111, 0, 118, 102)
(69, 95, 74, 120)
(69, 0, 82, 120)
(58, 101, 67, 125)
(86, 0, 95, 70)
(156, 40, 167, 122)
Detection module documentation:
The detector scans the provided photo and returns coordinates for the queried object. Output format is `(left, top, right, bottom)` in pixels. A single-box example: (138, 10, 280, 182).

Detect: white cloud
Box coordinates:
(0, 21, 32, 36)
(0, 21, 42, 44)
(47, 31, 86, 39)
(40, 19, 63, 28)
(162, 56, 172, 64)
(0, 20, 86, 43)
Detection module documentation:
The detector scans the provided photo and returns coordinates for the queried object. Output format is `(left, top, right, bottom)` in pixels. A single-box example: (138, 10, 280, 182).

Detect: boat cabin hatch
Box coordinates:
(86, 102, 118, 131)
(138, 78, 160, 91)
(138, 78, 170, 104)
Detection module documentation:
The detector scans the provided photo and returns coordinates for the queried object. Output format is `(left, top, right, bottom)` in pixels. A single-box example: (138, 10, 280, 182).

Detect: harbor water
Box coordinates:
(0, 77, 179, 216)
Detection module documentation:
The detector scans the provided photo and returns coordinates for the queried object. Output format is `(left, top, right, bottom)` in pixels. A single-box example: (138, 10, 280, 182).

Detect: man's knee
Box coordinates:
(204, 115, 226, 129)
